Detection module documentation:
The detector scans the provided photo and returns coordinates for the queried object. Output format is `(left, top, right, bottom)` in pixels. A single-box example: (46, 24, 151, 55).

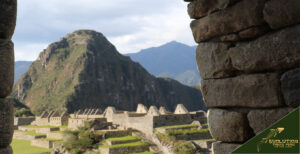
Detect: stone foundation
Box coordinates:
(184, 0, 299, 153)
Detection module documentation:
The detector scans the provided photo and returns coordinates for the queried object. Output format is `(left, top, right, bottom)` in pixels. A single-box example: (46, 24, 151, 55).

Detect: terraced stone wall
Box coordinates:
(0, 0, 17, 153)
(183, 0, 299, 153)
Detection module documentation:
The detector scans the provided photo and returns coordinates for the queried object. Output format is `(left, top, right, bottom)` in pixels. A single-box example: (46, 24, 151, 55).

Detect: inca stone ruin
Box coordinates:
(13, 104, 210, 153)
(184, 0, 299, 153)
(0, 0, 17, 153)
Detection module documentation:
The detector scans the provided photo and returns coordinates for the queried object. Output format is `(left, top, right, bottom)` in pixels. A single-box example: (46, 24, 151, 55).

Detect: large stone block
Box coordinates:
(229, 24, 300, 73)
(190, 0, 265, 42)
(247, 108, 294, 134)
(0, 146, 12, 154)
(187, 0, 240, 19)
(0, 99, 14, 148)
(264, 0, 300, 29)
(281, 68, 300, 107)
(0, 39, 14, 98)
(212, 141, 241, 154)
(201, 74, 283, 108)
(0, 0, 17, 39)
(208, 108, 254, 142)
(196, 43, 234, 79)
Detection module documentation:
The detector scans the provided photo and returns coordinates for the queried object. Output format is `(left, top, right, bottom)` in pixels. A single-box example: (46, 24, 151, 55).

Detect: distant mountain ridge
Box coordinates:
(127, 41, 201, 86)
(12, 30, 206, 114)
(15, 61, 32, 83)
(14, 42, 201, 86)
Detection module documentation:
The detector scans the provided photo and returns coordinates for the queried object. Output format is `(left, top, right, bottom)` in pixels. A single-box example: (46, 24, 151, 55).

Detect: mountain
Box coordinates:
(12, 30, 206, 114)
(126, 41, 201, 86)
(14, 61, 32, 84)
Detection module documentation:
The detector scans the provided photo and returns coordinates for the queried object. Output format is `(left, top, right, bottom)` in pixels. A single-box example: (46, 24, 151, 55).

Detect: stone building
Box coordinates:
(103, 104, 207, 136)
(34, 111, 69, 126)
(183, 0, 300, 153)
(0, 0, 17, 153)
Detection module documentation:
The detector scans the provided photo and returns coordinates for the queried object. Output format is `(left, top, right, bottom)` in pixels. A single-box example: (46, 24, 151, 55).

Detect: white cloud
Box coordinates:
(12, 0, 195, 61)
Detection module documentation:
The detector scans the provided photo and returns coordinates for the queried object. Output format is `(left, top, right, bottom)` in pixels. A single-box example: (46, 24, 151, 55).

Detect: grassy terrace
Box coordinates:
(106, 136, 140, 141)
(132, 151, 156, 154)
(168, 128, 210, 136)
(12, 139, 52, 154)
(22, 125, 59, 128)
(100, 141, 148, 148)
(39, 138, 63, 142)
(15, 130, 46, 136)
(157, 124, 198, 129)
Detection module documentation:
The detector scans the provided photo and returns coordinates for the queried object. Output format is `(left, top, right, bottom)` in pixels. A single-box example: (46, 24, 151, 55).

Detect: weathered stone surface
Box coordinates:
(0, 99, 14, 148)
(0, 146, 12, 154)
(263, 0, 300, 29)
(208, 109, 254, 142)
(281, 68, 300, 107)
(230, 24, 300, 73)
(196, 43, 233, 79)
(201, 73, 283, 108)
(0, 0, 17, 39)
(0, 39, 14, 98)
(247, 108, 294, 134)
(212, 141, 241, 154)
(238, 25, 270, 39)
(190, 0, 265, 42)
(187, 0, 240, 19)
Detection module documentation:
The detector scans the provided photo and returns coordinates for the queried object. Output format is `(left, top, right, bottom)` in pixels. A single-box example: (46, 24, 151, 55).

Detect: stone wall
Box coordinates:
(0, 0, 17, 153)
(183, 0, 299, 153)
(14, 117, 35, 126)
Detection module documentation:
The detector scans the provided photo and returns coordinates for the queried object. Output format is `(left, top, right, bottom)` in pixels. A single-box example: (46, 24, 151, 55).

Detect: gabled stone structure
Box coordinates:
(104, 104, 207, 136)
(159, 106, 170, 115)
(147, 106, 160, 116)
(174, 104, 189, 114)
(34, 110, 69, 126)
(136, 104, 148, 113)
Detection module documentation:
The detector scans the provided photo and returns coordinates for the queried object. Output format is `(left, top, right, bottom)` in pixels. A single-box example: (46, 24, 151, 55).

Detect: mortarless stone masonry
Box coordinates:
(0, 0, 17, 153)
(184, 0, 299, 153)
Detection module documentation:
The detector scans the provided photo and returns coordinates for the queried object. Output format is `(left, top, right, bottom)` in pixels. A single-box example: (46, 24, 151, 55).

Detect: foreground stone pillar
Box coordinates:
(183, 0, 299, 153)
(0, 0, 17, 153)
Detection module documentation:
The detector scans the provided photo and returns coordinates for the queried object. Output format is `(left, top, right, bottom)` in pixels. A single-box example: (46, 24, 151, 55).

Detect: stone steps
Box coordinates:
(105, 136, 141, 146)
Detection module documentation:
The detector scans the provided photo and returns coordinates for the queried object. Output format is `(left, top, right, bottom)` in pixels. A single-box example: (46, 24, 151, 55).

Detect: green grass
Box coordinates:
(25, 130, 46, 136)
(11, 139, 52, 154)
(14, 130, 46, 136)
(106, 136, 140, 141)
(168, 128, 210, 136)
(131, 151, 156, 154)
(196, 138, 216, 141)
(100, 141, 148, 148)
(23, 125, 59, 128)
(157, 124, 198, 129)
(39, 138, 62, 142)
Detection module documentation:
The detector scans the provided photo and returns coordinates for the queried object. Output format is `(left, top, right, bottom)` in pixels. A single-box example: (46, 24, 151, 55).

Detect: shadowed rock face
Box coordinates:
(12, 30, 206, 114)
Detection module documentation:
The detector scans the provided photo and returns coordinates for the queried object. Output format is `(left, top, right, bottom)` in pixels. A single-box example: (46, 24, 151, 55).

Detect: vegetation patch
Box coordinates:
(100, 141, 148, 148)
(132, 151, 156, 154)
(23, 125, 59, 128)
(11, 139, 52, 154)
(106, 136, 139, 141)
(157, 124, 198, 129)
(24, 130, 46, 136)
(63, 125, 100, 154)
(168, 128, 209, 136)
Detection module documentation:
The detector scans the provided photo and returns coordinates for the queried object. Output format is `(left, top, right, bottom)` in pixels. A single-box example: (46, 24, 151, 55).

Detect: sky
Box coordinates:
(12, 0, 196, 61)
